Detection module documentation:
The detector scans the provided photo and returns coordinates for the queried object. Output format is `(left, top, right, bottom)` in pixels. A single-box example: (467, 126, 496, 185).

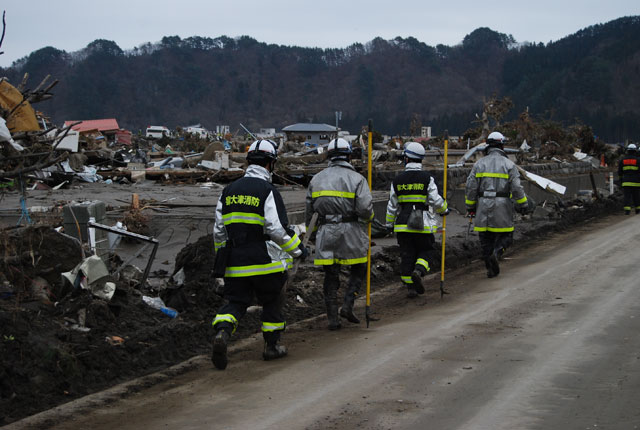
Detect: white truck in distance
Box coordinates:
(146, 126, 171, 139)
(184, 126, 212, 139)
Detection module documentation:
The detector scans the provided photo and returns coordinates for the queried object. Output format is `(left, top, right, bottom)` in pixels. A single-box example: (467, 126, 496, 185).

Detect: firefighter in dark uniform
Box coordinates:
(211, 139, 307, 370)
(618, 143, 640, 215)
(385, 142, 449, 298)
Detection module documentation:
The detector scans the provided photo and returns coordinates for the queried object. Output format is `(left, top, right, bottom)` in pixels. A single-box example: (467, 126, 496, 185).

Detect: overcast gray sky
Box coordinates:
(1, 0, 638, 68)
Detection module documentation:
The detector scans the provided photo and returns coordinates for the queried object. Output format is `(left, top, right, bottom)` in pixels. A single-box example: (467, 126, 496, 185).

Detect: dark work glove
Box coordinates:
(297, 246, 310, 261)
(386, 225, 395, 235)
(516, 205, 529, 215)
(466, 210, 476, 218)
(439, 208, 450, 217)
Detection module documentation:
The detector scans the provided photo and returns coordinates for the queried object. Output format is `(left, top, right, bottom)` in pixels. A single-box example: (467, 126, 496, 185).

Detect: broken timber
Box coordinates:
(99, 168, 244, 181)
(516, 165, 567, 196)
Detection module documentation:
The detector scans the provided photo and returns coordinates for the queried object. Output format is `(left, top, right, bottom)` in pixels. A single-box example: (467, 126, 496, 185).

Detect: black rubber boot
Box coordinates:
(327, 303, 342, 330)
(340, 296, 360, 324)
(488, 250, 500, 277)
(211, 330, 230, 370)
(485, 257, 496, 278)
(411, 269, 425, 294)
(263, 342, 288, 361)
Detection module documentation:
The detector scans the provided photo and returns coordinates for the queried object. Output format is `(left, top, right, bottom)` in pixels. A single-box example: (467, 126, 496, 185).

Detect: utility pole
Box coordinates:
(335, 111, 341, 140)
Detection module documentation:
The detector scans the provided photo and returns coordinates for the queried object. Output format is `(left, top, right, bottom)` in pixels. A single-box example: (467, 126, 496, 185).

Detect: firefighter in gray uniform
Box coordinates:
(211, 139, 307, 370)
(306, 138, 374, 330)
(465, 132, 530, 278)
(385, 142, 449, 297)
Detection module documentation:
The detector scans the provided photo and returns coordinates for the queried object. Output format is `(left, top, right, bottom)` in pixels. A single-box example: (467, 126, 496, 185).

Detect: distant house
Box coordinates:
(64, 118, 120, 135)
(63, 118, 123, 146)
(259, 128, 276, 137)
(421, 126, 432, 139)
(282, 123, 337, 145)
(57, 119, 122, 151)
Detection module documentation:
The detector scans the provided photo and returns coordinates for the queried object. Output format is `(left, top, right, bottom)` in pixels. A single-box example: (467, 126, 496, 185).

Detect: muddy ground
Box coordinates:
(0, 193, 622, 425)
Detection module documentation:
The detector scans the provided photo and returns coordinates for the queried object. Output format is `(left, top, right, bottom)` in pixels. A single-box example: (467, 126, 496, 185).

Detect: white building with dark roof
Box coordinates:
(281, 123, 337, 145)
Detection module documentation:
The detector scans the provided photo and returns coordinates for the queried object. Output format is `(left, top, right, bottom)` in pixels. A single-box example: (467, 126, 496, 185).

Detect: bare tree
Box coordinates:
(0, 11, 6, 56)
(483, 95, 513, 128)
(409, 113, 421, 137)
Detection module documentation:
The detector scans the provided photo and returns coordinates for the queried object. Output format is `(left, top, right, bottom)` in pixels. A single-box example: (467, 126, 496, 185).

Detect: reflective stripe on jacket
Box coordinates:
(213, 164, 302, 277)
(464, 148, 527, 233)
(618, 155, 640, 187)
(385, 162, 447, 233)
(306, 160, 374, 265)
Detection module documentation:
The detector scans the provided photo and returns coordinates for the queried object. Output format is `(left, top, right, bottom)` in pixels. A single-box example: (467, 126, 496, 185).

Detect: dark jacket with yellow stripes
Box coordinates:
(213, 164, 302, 277)
(464, 148, 528, 233)
(618, 154, 640, 187)
(385, 162, 448, 233)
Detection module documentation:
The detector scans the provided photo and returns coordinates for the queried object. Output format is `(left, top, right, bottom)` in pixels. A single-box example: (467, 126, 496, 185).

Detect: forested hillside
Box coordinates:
(2, 16, 639, 141)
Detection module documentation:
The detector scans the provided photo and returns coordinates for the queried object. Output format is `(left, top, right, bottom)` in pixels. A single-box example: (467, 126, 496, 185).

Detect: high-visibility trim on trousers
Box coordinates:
(212, 314, 238, 333)
(416, 258, 430, 271)
(622, 182, 640, 187)
(401, 275, 413, 284)
(262, 321, 286, 332)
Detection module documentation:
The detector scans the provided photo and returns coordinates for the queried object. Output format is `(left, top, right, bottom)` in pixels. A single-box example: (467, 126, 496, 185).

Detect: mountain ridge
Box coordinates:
(2, 16, 639, 141)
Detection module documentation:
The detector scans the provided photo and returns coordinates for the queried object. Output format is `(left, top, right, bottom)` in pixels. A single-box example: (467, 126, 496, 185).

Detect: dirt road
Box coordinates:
(10, 214, 640, 430)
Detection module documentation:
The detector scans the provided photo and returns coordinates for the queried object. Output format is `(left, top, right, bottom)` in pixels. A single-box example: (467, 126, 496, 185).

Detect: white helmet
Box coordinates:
(404, 141, 426, 160)
(246, 139, 278, 163)
(327, 138, 352, 160)
(627, 143, 637, 152)
(487, 131, 506, 146)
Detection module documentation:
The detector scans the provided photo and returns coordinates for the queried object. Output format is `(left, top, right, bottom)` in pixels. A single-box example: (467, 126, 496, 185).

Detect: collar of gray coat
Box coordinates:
(328, 159, 355, 170)
(487, 147, 507, 157)
(244, 164, 272, 182)
(405, 162, 422, 171)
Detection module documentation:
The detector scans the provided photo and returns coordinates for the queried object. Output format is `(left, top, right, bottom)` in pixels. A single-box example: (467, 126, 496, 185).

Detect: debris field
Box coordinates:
(0, 188, 622, 425)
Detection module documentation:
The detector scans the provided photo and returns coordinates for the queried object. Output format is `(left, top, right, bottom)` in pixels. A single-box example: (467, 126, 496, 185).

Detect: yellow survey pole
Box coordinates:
(440, 131, 449, 298)
(366, 119, 373, 327)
